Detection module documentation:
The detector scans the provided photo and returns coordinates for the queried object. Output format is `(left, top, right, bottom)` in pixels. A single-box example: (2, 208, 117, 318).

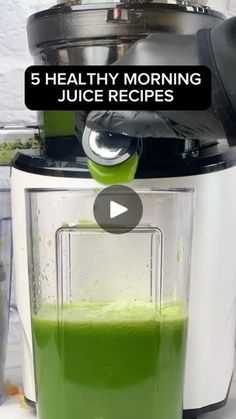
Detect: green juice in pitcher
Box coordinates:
(32, 302, 187, 419)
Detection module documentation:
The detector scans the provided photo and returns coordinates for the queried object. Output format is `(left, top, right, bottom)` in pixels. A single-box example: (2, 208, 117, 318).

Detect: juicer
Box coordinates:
(11, 1, 236, 418)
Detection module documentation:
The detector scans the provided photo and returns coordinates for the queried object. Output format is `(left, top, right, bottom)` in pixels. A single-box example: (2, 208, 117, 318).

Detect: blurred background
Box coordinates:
(0, 0, 54, 124)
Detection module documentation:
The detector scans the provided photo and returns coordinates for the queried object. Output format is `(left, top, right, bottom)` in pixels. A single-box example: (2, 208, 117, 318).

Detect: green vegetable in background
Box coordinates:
(0, 137, 40, 165)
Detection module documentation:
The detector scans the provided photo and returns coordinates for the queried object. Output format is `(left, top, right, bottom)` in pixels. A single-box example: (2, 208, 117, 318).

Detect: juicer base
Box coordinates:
(24, 396, 36, 410)
(183, 372, 233, 418)
(24, 377, 231, 419)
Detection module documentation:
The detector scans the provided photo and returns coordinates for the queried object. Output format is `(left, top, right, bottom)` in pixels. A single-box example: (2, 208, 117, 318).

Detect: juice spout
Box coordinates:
(82, 127, 140, 185)
(88, 152, 139, 185)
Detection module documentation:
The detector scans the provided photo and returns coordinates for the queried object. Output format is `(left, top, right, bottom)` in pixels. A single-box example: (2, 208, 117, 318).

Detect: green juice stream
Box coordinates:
(32, 302, 187, 419)
(88, 153, 139, 185)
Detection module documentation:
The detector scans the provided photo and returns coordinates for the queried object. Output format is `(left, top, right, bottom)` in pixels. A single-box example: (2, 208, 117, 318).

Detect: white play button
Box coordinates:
(93, 185, 143, 234)
(110, 201, 128, 219)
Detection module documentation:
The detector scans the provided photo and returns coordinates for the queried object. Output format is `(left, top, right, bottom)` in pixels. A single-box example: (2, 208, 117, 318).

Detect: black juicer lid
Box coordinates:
(12, 139, 236, 178)
(22, 1, 233, 179)
(27, 1, 224, 56)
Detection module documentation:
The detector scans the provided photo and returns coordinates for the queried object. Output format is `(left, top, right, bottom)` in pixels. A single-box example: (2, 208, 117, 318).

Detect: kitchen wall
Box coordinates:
(0, 0, 54, 125)
(227, 0, 236, 16)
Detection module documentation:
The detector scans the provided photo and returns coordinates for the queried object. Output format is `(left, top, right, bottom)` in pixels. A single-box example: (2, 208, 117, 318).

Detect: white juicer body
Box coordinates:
(11, 164, 236, 414)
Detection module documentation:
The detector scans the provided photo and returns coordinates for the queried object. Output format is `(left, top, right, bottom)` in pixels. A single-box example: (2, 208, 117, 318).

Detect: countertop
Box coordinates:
(1, 344, 236, 419)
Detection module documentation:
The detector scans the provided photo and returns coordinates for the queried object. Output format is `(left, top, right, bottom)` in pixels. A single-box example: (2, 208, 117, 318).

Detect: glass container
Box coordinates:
(26, 187, 194, 419)
(0, 185, 12, 405)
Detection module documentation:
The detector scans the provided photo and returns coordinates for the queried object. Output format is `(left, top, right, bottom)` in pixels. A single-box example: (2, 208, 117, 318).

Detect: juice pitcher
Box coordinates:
(26, 187, 194, 419)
